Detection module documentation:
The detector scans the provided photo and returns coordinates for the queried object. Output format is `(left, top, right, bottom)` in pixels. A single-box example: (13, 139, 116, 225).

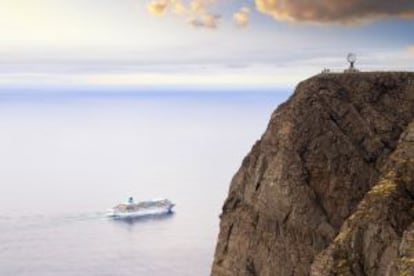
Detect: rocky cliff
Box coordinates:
(211, 72, 414, 276)
(311, 121, 414, 275)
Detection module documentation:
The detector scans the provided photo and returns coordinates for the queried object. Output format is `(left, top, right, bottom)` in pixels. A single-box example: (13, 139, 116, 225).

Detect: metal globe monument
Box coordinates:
(345, 53, 358, 73)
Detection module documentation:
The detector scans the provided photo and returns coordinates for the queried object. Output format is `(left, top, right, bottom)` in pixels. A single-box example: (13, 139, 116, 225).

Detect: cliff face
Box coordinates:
(311, 122, 414, 275)
(212, 72, 414, 276)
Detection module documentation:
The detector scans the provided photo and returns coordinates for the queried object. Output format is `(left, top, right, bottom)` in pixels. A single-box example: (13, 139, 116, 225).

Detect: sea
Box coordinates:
(0, 89, 288, 276)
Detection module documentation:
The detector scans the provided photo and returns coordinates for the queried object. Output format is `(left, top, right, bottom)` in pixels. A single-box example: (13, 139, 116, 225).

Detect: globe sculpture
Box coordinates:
(347, 53, 357, 70)
(344, 53, 359, 73)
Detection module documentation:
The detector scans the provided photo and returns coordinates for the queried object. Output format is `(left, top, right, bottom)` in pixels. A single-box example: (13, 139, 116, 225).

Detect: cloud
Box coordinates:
(172, 0, 187, 15)
(147, 0, 169, 16)
(147, 0, 414, 27)
(147, 0, 190, 16)
(233, 7, 250, 27)
(408, 46, 414, 55)
(254, 0, 414, 24)
(190, 0, 205, 13)
(146, 0, 221, 28)
(189, 14, 220, 29)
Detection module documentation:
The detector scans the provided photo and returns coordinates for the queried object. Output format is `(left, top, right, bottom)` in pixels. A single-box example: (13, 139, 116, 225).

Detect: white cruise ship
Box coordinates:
(107, 197, 175, 218)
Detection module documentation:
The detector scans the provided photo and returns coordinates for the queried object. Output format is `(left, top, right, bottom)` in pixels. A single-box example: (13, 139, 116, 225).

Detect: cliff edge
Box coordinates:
(212, 72, 414, 276)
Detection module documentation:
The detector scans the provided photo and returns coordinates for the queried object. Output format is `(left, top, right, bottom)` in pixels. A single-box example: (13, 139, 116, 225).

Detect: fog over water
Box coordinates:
(0, 90, 288, 276)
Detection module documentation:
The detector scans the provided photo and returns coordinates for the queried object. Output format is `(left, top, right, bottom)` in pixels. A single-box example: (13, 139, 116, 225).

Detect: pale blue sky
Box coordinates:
(0, 0, 413, 89)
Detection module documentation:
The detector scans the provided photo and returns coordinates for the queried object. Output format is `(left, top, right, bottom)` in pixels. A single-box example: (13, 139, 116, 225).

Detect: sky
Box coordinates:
(0, 0, 414, 90)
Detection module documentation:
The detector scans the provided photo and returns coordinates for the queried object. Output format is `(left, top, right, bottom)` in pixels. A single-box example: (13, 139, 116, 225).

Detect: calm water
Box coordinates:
(0, 90, 287, 276)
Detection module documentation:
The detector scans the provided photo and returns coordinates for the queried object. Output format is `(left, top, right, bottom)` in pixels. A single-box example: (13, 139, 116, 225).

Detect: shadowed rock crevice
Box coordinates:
(212, 72, 414, 276)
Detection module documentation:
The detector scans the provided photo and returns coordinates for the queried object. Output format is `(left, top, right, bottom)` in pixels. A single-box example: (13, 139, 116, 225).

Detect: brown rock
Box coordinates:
(211, 72, 414, 276)
(311, 122, 414, 276)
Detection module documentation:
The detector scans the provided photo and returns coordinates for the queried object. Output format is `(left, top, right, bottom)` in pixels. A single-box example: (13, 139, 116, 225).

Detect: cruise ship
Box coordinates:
(107, 197, 175, 218)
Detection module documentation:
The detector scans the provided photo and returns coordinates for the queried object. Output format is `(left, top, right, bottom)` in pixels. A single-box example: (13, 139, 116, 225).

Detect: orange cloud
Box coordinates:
(147, 0, 190, 16)
(233, 7, 250, 27)
(147, 0, 169, 16)
(254, 0, 414, 24)
(147, 0, 221, 28)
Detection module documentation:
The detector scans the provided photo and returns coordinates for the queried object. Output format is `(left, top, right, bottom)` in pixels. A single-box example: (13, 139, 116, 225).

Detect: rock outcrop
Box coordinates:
(211, 72, 414, 276)
(311, 122, 414, 276)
